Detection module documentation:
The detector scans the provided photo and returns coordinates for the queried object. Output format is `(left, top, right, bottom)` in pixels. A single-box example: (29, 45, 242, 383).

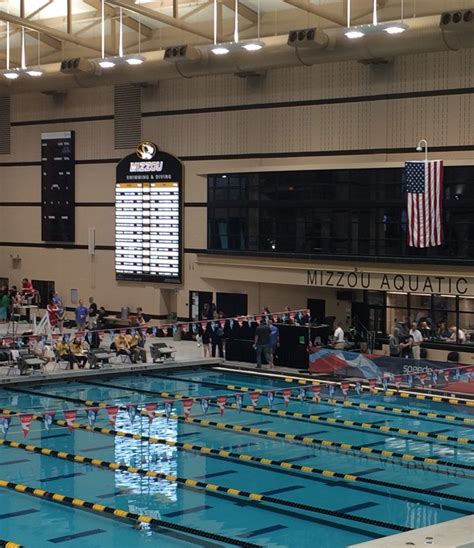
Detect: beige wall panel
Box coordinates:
(76, 207, 114, 246)
(184, 207, 207, 249)
(0, 208, 41, 243)
(0, 166, 41, 202)
(76, 164, 116, 202)
(11, 86, 113, 123)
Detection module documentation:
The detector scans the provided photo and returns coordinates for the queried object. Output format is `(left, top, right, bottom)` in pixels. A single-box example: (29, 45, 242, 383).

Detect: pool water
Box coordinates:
(0, 367, 473, 547)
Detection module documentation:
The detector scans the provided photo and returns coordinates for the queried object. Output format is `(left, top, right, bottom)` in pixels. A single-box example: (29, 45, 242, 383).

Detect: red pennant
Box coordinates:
(220, 320, 225, 329)
(75, 331, 84, 339)
(216, 396, 227, 416)
(182, 399, 193, 419)
(249, 392, 260, 407)
(341, 383, 350, 397)
(394, 375, 402, 389)
(63, 410, 77, 432)
(106, 406, 119, 426)
(140, 328, 147, 338)
(98, 330, 105, 337)
(145, 403, 157, 423)
(282, 389, 292, 406)
(255, 315, 262, 322)
(181, 325, 188, 334)
(311, 385, 321, 402)
(19, 414, 33, 438)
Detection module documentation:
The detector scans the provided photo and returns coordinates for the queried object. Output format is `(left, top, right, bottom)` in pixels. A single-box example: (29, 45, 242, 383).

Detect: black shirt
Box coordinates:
(255, 324, 271, 346)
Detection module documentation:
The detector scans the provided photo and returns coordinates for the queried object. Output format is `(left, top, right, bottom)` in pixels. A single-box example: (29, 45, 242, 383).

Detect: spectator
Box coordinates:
(419, 320, 432, 340)
(254, 321, 271, 369)
(97, 306, 107, 328)
(125, 330, 146, 363)
(51, 291, 65, 334)
(389, 327, 402, 357)
(131, 307, 146, 327)
(114, 332, 131, 359)
(449, 326, 466, 344)
(333, 321, 345, 350)
(210, 312, 224, 358)
(267, 318, 279, 369)
(88, 297, 98, 328)
(21, 278, 34, 295)
(55, 337, 75, 370)
(409, 322, 423, 360)
(436, 320, 451, 339)
(69, 336, 87, 368)
(0, 288, 9, 323)
(200, 322, 211, 358)
(46, 299, 59, 331)
(75, 300, 88, 330)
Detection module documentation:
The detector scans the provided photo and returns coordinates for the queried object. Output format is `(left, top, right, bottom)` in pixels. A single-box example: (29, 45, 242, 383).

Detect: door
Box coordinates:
(307, 299, 326, 324)
(351, 302, 370, 329)
(189, 291, 213, 321)
(216, 292, 248, 318)
(32, 279, 55, 308)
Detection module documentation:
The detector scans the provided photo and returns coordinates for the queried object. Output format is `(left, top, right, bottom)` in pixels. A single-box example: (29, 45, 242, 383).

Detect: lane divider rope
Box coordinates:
(0, 477, 259, 548)
(0, 437, 410, 533)
(81, 381, 474, 447)
(4, 388, 474, 474)
(0, 541, 22, 548)
(145, 373, 474, 425)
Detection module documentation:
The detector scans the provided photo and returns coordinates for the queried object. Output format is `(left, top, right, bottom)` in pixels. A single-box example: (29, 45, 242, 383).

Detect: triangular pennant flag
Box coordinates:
(183, 399, 193, 419)
(219, 320, 225, 329)
(266, 391, 275, 408)
(297, 388, 306, 402)
(249, 392, 260, 408)
(354, 382, 362, 395)
(86, 407, 99, 427)
(200, 398, 210, 415)
(0, 416, 11, 437)
(42, 411, 55, 431)
(341, 383, 350, 398)
(368, 379, 377, 394)
(98, 330, 105, 338)
(328, 384, 335, 400)
(152, 326, 158, 337)
(86, 332, 93, 344)
(466, 367, 474, 382)
(20, 414, 33, 438)
(234, 393, 243, 412)
(216, 396, 227, 416)
(106, 406, 119, 426)
(63, 410, 77, 432)
(145, 403, 157, 424)
(418, 373, 426, 386)
(407, 375, 414, 387)
(381, 378, 388, 392)
(311, 385, 321, 402)
(127, 403, 138, 424)
(164, 400, 173, 419)
(282, 389, 291, 407)
(431, 370, 438, 385)
(140, 328, 148, 339)
(454, 369, 461, 381)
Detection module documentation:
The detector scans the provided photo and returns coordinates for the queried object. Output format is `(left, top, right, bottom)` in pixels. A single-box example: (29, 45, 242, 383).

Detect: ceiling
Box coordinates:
(0, 0, 470, 67)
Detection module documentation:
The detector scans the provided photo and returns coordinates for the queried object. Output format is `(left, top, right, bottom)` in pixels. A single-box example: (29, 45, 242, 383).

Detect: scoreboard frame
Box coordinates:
(115, 143, 183, 285)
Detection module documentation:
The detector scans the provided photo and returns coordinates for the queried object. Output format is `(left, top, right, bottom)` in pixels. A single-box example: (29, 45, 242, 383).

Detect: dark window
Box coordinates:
(207, 167, 474, 262)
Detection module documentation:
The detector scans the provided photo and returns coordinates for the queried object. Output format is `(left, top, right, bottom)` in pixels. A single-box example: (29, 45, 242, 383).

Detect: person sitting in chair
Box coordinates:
(69, 336, 87, 369)
(114, 333, 131, 360)
(55, 338, 76, 370)
(126, 330, 146, 363)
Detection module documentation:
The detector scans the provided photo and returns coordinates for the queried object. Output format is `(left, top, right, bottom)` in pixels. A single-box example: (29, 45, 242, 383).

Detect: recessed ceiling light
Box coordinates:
(383, 23, 408, 34)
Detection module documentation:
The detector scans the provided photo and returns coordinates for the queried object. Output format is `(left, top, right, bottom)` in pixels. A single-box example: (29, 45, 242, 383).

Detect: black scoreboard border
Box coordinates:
(115, 147, 183, 285)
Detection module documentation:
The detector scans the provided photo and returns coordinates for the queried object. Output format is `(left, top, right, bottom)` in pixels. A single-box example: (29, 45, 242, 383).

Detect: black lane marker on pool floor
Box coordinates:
(237, 525, 287, 539)
(48, 529, 106, 544)
(261, 486, 305, 496)
(164, 505, 212, 518)
(40, 472, 84, 483)
(0, 508, 38, 520)
(337, 502, 379, 514)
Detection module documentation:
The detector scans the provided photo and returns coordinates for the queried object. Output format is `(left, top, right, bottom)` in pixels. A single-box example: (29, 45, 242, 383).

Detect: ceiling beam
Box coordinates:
(283, 0, 345, 26)
(182, 1, 213, 21)
(221, 0, 258, 24)
(0, 9, 114, 55)
(106, 0, 214, 41)
(83, 0, 153, 38)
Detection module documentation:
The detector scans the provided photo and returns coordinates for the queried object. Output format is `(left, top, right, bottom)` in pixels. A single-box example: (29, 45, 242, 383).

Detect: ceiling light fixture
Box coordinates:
(125, 55, 144, 65)
(383, 23, 408, 34)
(4, 69, 19, 80)
(241, 0, 264, 51)
(99, 0, 114, 68)
(211, 0, 230, 55)
(3, 16, 19, 80)
(345, 0, 365, 39)
(99, 58, 116, 68)
(26, 30, 43, 77)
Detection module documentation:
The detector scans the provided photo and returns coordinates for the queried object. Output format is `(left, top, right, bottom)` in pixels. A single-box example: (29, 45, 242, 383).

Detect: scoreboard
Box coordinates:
(115, 143, 183, 284)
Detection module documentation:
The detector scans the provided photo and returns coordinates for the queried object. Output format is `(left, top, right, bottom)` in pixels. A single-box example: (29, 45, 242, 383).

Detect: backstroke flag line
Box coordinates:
(405, 160, 443, 248)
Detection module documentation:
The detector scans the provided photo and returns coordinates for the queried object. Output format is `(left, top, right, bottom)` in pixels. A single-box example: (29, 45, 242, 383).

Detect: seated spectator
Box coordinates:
(130, 307, 146, 327)
(55, 338, 75, 370)
(419, 320, 432, 340)
(21, 278, 35, 295)
(126, 330, 146, 363)
(449, 326, 466, 344)
(114, 333, 131, 359)
(69, 336, 87, 368)
(437, 320, 451, 339)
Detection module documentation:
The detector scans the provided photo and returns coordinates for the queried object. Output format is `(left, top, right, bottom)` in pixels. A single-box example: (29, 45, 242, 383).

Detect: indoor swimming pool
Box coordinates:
(0, 366, 473, 547)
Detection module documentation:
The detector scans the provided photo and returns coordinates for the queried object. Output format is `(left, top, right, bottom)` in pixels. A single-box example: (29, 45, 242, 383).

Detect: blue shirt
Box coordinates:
(269, 325, 279, 347)
(75, 306, 87, 323)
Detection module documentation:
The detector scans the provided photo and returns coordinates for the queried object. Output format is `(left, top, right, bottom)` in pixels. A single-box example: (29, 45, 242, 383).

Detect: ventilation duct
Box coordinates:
(114, 84, 141, 149)
(0, 96, 10, 154)
(1, 15, 474, 95)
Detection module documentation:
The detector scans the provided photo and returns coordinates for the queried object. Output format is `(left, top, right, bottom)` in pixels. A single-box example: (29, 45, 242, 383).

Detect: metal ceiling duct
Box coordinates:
(0, 15, 473, 95)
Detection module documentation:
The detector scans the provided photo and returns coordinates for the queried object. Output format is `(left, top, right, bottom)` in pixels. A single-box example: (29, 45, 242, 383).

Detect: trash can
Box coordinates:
(173, 325, 182, 341)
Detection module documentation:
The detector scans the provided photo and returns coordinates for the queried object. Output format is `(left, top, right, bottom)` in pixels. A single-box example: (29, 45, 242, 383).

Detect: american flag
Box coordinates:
(405, 160, 444, 248)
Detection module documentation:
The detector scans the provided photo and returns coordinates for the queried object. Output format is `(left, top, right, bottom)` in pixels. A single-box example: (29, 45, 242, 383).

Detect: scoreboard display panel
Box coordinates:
(115, 143, 183, 284)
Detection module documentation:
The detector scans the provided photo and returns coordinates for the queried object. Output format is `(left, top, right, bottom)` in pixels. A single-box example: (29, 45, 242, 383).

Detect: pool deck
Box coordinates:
(351, 514, 474, 547)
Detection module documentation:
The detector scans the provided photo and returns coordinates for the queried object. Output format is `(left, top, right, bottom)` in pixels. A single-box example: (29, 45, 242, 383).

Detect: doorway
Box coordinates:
(216, 293, 248, 318)
(188, 291, 213, 321)
(307, 298, 326, 324)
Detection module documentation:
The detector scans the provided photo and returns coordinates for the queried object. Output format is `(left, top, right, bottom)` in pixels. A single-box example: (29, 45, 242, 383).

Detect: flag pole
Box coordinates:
(416, 138, 428, 162)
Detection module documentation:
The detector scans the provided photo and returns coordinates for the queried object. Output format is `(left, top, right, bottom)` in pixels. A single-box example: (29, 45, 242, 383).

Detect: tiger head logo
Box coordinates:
(136, 142, 156, 160)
